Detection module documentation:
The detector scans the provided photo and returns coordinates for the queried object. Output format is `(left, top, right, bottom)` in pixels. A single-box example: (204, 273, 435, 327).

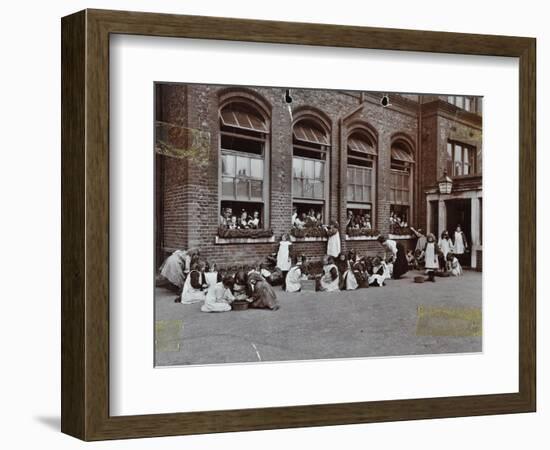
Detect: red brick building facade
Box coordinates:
(155, 84, 482, 268)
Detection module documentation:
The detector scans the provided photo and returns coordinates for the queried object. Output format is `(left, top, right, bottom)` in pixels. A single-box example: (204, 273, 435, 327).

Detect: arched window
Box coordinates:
(219, 100, 269, 230)
(292, 118, 330, 223)
(390, 138, 415, 230)
(346, 130, 377, 229)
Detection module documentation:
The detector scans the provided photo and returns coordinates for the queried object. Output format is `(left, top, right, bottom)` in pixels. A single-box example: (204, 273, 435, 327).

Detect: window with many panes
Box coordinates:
(447, 140, 476, 176)
(292, 119, 330, 219)
(346, 131, 377, 221)
(390, 140, 414, 231)
(219, 102, 269, 229)
(447, 95, 478, 113)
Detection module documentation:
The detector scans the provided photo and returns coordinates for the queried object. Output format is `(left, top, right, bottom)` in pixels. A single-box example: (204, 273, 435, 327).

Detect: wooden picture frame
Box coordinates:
(61, 9, 536, 441)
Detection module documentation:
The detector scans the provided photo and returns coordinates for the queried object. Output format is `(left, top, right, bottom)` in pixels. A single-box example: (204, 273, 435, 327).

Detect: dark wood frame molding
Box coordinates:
(61, 9, 536, 440)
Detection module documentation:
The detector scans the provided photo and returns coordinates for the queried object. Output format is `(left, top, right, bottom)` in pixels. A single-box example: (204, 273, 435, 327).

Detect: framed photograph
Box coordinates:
(61, 9, 536, 440)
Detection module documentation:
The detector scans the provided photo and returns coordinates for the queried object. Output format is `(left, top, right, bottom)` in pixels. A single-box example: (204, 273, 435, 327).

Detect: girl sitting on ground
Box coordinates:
(336, 253, 358, 290)
(180, 262, 207, 304)
(368, 256, 390, 287)
(285, 255, 307, 293)
(232, 269, 249, 302)
(447, 252, 463, 276)
(201, 274, 234, 313)
(248, 272, 280, 310)
(318, 255, 340, 292)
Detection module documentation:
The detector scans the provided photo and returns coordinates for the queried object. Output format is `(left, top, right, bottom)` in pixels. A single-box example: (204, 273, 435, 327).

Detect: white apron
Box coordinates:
(180, 270, 206, 304)
(438, 238, 453, 259)
(320, 264, 340, 292)
(276, 241, 292, 271)
(424, 242, 439, 270)
(450, 257, 463, 276)
(201, 282, 233, 312)
(368, 263, 390, 286)
(327, 232, 341, 258)
(454, 232, 466, 254)
(285, 265, 303, 293)
(342, 269, 359, 290)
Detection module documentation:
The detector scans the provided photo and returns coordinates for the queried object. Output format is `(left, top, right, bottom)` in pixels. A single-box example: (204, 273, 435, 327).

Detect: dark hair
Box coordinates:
(222, 275, 234, 288)
(377, 235, 387, 243)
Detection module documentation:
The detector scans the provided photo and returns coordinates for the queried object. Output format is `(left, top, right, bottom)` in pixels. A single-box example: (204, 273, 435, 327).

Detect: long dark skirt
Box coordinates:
(392, 243, 409, 279)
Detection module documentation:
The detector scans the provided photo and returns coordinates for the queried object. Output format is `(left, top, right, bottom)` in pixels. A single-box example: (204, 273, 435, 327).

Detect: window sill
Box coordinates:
(345, 235, 380, 241)
(215, 235, 275, 245)
(290, 236, 328, 243)
(388, 234, 414, 240)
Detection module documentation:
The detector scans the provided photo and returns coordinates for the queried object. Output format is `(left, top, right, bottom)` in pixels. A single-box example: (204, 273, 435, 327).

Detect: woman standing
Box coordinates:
(377, 235, 409, 279)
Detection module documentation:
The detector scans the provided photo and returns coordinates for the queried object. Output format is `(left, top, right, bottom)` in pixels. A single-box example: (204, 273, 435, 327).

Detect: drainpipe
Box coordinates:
(417, 96, 422, 228)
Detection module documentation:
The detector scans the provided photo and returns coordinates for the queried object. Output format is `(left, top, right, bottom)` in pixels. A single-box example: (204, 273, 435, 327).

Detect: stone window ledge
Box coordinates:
(345, 235, 380, 241)
(215, 235, 276, 245)
(388, 234, 414, 240)
(290, 236, 328, 243)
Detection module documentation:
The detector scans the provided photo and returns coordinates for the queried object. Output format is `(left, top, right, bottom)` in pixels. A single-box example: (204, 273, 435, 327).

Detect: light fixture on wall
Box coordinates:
(438, 169, 453, 195)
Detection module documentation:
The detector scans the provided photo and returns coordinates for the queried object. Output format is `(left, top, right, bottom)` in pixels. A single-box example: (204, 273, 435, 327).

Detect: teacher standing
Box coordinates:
(377, 235, 409, 279)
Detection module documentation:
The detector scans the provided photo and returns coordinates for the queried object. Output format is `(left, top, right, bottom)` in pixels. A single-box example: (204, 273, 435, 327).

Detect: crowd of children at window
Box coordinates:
(156, 223, 467, 313)
(219, 206, 261, 230)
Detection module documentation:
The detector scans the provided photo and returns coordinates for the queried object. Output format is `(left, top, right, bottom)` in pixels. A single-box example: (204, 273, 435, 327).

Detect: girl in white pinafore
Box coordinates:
(285, 259, 306, 293)
(326, 221, 341, 258)
(447, 253, 463, 277)
(276, 233, 292, 291)
(201, 273, 234, 313)
(453, 225, 468, 257)
(437, 230, 454, 260)
(180, 264, 207, 304)
(319, 256, 340, 292)
(422, 233, 440, 282)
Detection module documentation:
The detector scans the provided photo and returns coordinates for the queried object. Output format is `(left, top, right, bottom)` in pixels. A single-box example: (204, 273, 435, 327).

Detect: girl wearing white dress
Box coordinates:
(180, 262, 207, 304)
(319, 256, 340, 292)
(285, 256, 307, 293)
(453, 224, 468, 266)
(326, 220, 341, 258)
(201, 274, 234, 312)
(276, 233, 292, 290)
(447, 252, 463, 276)
(422, 233, 440, 282)
(438, 230, 454, 261)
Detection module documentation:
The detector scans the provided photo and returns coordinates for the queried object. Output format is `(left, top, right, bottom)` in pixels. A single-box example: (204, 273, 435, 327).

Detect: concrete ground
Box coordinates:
(155, 270, 482, 366)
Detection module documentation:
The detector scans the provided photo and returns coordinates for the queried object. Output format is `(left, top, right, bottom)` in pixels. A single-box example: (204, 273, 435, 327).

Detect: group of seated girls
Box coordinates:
(177, 260, 280, 312)
(346, 211, 372, 231)
(219, 207, 261, 230)
(282, 251, 395, 293)
(292, 207, 323, 229)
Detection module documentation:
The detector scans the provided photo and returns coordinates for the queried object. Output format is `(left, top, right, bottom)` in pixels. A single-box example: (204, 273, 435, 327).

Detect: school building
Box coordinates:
(154, 84, 483, 269)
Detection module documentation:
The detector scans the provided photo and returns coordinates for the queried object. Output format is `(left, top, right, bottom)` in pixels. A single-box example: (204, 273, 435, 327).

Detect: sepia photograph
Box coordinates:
(154, 83, 483, 367)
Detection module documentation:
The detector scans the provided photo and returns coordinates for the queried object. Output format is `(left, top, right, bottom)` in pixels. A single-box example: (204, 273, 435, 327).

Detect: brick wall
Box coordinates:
(156, 85, 478, 267)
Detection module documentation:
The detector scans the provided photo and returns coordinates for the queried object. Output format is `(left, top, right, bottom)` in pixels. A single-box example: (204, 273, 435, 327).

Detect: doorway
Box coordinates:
(445, 199, 472, 266)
